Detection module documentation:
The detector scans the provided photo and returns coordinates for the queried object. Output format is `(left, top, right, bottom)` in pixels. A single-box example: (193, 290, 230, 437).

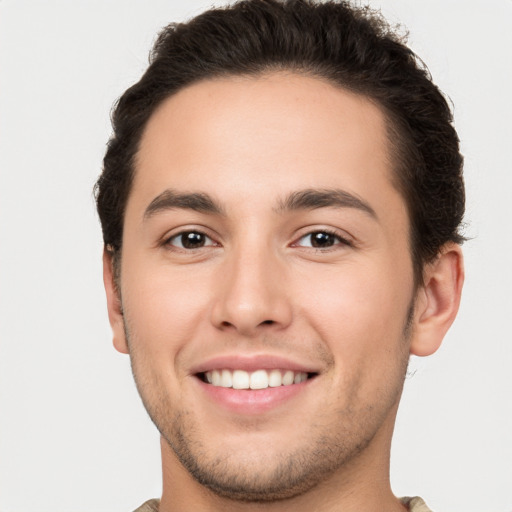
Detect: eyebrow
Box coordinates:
(143, 189, 225, 219)
(276, 188, 377, 219)
(143, 187, 377, 221)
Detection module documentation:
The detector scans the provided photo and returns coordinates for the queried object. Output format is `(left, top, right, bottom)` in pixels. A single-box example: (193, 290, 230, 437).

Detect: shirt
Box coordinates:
(133, 495, 433, 511)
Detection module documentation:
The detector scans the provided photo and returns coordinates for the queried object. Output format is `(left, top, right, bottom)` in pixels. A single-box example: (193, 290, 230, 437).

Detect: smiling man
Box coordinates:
(95, 1, 465, 511)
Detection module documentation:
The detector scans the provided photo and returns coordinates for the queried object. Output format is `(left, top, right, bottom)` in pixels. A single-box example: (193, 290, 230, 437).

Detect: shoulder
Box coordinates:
(134, 497, 433, 511)
(132, 499, 160, 512)
(400, 496, 434, 512)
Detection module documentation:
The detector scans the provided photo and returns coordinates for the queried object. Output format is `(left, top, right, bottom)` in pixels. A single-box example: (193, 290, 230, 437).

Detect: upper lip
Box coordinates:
(190, 354, 321, 375)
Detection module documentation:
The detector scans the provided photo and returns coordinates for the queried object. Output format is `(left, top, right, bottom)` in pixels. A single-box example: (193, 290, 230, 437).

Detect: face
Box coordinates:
(112, 73, 418, 500)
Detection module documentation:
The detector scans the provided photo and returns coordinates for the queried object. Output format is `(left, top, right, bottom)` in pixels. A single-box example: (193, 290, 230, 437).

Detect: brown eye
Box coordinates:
(310, 232, 336, 248)
(296, 230, 351, 249)
(167, 231, 214, 249)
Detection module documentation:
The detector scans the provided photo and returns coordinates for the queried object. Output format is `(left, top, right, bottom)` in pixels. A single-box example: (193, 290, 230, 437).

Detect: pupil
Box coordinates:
(312, 232, 334, 247)
(182, 232, 204, 248)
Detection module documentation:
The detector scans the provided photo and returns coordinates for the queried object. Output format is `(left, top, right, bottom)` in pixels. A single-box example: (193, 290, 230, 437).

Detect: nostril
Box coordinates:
(261, 320, 275, 325)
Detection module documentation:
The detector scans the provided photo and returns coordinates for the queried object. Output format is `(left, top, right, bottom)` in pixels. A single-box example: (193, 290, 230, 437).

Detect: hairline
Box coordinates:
(108, 69, 425, 287)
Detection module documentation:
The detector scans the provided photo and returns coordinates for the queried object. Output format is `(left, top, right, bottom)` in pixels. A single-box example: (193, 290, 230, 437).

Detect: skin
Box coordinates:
(103, 73, 464, 512)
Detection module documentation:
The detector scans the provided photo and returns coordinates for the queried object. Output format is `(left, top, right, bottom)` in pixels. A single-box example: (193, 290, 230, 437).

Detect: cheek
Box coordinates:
(121, 261, 214, 355)
(297, 261, 412, 360)
(297, 262, 412, 410)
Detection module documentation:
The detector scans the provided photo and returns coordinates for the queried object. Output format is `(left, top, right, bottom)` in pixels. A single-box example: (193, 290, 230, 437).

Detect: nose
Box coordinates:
(210, 247, 293, 336)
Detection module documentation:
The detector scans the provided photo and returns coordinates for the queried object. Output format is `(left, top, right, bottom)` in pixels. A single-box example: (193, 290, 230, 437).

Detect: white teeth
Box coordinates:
(250, 369, 268, 389)
(232, 370, 250, 390)
(294, 372, 307, 384)
(221, 369, 233, 387)
(212, 370, 221, 386)
(203, 369, 309, 389)
(282, 370, 294, 386)
(268, 369, 282, 387)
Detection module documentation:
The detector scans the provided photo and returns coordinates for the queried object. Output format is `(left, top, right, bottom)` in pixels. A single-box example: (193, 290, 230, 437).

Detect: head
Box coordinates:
(96, 0, 465, 286)
(96, 0, 465, 505)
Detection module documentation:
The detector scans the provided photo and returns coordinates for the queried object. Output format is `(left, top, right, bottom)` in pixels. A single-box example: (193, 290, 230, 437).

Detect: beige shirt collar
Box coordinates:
(134, 496, 433, 512)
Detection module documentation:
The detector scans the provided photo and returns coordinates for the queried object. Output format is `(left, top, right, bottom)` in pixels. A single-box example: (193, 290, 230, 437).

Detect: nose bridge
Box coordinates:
(211, 235, 292, 334)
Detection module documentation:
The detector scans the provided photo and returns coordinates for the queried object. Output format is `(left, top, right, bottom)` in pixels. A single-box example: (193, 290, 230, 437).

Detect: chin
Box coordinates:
(156, 408, 377, 503)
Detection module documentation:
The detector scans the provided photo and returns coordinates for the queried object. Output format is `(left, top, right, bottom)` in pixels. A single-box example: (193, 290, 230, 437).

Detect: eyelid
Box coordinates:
(169, 232, 215, 249)
(291, 227, 354, 249)
(158, 225, 354, 251)
(161, 226, 221, 250)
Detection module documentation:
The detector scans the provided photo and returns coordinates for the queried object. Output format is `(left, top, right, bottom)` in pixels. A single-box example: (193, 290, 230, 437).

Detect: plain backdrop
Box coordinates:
(1, 1, 511, 511)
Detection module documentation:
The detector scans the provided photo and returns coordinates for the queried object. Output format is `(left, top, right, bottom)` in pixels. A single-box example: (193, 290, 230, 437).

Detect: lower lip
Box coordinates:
(195, 377, 312, 414)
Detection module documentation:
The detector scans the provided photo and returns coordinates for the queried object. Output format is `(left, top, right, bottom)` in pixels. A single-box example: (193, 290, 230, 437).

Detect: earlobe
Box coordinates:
(410, 243, 464, 357)
(102, 249, 129, 354)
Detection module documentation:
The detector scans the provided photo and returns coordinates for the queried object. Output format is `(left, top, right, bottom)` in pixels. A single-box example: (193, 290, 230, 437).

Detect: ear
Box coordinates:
(410, 243, 464, 357)
(103, 249, 129, 354)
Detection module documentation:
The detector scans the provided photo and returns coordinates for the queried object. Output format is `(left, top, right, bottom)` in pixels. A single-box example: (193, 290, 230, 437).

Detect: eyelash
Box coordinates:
(293, 229, 353, 250)
(164, 230, 218, 250)
(163, 228, 353, 252)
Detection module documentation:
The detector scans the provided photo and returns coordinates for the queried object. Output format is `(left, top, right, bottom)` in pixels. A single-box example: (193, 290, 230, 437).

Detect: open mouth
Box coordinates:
(198, 369, 318, 390)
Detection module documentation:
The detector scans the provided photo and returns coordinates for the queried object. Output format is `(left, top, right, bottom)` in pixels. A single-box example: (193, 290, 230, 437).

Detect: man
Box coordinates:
(95, 1, 465, 510)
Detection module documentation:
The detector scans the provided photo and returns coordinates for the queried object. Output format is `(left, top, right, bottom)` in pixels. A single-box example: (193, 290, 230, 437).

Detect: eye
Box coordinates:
(295, 230, 351, 249)
(166, 231, 216, 249)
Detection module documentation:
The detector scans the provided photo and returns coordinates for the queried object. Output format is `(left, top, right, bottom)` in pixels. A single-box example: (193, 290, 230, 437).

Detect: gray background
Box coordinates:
(1, 1, 511, 510)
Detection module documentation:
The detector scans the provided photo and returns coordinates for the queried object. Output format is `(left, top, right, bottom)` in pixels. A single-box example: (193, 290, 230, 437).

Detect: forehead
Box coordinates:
(132, 72, 402, 219)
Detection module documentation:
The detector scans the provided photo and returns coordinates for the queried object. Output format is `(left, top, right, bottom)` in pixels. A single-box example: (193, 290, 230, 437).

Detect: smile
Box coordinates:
(202, 369, 311, 390)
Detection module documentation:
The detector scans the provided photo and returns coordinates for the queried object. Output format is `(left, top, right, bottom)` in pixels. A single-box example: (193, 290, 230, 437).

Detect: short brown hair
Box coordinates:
(95, 0, 465, 283)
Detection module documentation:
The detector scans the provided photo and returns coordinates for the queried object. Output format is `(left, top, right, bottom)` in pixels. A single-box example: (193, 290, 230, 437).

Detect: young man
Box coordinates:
(95, 1, 465, 510)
